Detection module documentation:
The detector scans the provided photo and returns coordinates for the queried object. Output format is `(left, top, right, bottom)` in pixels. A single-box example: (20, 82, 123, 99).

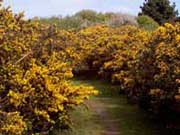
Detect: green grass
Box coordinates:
(59, 105, 103, 135)
(57, 78, 180, 135)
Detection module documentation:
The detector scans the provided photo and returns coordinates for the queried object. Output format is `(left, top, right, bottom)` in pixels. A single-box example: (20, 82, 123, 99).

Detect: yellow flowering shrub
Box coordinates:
(0, 111, 26, 135)
(0, 2, 97, 134)
(138, 23, 180, 112)
(74, 23, 180, 115)
(101, 25, 149, 87)
(77, 25, 149, 93)
(3, 58, 97, 133)
(32, 23, 85, 74)
(0, 0, 180, 131)
(76, 25, 148, 76)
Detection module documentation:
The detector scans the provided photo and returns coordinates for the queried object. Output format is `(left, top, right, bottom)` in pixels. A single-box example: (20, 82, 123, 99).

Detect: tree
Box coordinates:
(74, 10, 99, 23)
(139, 0, 178, 24)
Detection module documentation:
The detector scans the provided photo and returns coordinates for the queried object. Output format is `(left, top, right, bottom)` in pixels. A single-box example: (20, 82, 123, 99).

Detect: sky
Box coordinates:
(2, 0, 180, 18)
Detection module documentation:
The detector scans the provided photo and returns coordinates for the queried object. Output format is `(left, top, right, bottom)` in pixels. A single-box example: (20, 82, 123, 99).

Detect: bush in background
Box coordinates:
(137, 15, 159, 31)
(38, 10, 137, 30)
(106, 13, 138, 27)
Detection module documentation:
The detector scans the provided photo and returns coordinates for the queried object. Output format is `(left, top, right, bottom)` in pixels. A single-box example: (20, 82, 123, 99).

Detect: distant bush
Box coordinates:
(74, 10, 101, 23)
(38, 16, 83, 30)
(58, 16, 84, 30)
(106, 13, 138, 27)
(137, 15, 159, 31)
(38, 10, 137, 30)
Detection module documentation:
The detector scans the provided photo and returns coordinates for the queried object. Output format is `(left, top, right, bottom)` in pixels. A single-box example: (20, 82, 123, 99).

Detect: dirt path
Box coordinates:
(86, 97, 121, 135)
(59, 78, 178, 135)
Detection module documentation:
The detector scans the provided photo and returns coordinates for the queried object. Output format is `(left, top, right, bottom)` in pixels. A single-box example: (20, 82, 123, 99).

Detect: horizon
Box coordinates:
(2, 0, 180, 18)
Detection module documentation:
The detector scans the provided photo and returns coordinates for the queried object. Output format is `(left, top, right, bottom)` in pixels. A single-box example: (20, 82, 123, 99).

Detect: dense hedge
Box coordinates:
(0, 1, 180, 134)
(73, 24, 180, 116)
(138, 23, 180, 113)
(0, 4, 97, 135)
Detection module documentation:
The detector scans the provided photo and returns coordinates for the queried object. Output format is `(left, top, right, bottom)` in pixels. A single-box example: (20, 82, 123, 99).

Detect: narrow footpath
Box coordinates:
(60, 78, 179, 135)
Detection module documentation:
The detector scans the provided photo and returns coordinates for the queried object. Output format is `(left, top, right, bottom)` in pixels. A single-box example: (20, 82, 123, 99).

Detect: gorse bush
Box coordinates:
(74, 25, 149, 78)
(76, 25, 113, 73)
(0, 0, 180, 133)
(102, 26, 149, 89)
(73, 23, 180, 116)
(0, 111, 26, 135)
(138, 23, 180, 113)
(0, 2, 97, 135)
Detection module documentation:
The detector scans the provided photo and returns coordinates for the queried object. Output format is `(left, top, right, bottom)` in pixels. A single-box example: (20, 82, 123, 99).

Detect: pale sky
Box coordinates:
(2, 0, 180, 18)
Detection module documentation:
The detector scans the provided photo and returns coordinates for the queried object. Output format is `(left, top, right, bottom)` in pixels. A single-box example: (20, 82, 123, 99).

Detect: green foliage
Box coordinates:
(74, 10, 102, 23)
(38, 10, 137, 30)
(137, 15, 159, 31)
(39, 16, 84, 30)
(139, 0, 178, 24)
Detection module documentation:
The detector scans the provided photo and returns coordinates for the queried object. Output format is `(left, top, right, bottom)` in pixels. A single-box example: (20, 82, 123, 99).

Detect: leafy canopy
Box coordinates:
(139, 0, 178, 24)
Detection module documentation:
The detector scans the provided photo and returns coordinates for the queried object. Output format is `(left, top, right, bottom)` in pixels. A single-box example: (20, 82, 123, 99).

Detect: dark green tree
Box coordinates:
(139, 0, 178, 24)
